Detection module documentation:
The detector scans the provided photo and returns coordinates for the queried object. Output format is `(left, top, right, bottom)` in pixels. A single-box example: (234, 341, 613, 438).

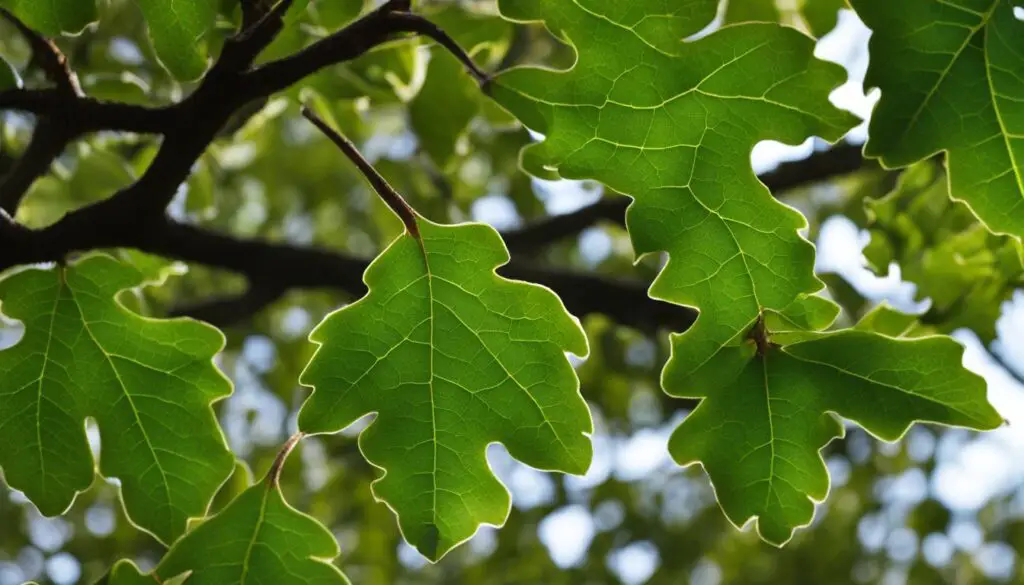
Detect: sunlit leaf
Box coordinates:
(299, 218, 591, 561)
(490, 0, 857, 395)
(0, 254, 234, 544)
(107, 477, 348, 585)
(851, 0, 1024, 236)
(666, 316, 1002, 545)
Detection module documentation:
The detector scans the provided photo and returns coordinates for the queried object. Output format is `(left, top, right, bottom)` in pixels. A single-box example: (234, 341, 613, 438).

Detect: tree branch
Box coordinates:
(0, 208, 692, 332)
(242, 3, 460, 97)
(302, 105, 421, 237)
(0, 9, 84, 214)
(0, 122, 68, 213)
(503, 143, 869, 253)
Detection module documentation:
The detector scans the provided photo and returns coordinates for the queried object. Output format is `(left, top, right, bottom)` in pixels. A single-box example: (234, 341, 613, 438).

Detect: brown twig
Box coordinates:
(269, 432, 305, 487)
(302, 105, 421, 238)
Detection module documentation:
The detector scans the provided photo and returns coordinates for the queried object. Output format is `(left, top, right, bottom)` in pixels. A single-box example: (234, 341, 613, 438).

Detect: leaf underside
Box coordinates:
(490, 0, 859, 391)
(852, 0, 1024, 236)
(0, 254, 233, 544)
(669, 324, 1002, 544)
(299, 218, 591, 561)
(488, 0, 1003, 545)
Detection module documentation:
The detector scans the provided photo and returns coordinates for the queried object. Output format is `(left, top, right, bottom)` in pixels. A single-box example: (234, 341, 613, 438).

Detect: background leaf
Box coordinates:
(136, 0, 217, 80)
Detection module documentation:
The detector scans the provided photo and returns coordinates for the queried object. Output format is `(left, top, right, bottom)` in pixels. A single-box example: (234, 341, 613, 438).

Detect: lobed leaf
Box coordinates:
(299, 218, 591, 561)
(667, 317, 1003, 545)
(851, 0, 1024, 236)
(106, 478, 349, 585)
(489, 0, 857, 400)
(0, 254, 234, 545)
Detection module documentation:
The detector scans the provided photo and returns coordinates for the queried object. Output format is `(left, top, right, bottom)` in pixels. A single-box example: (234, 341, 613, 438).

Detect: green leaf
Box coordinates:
(490, 1, 858, 388)
(726, 0, 846, 37)
(853, 303, 930, 338)
(107, 480, 349, 585)
(0, 254, 233, 545)
(801, 0, 846, 37)
(0, 55, 21, 90)
(409, 5, 513, 167)
(666, 320, 1002, 545)
(864, 161, 1021, 342)
(851, 0, 1024, 236)
(137, 0, 217, 80)
(311, 0, 364, 29)
(299, 218, 591, 561)
(410, 48, 480, 167)
(0, 0, 96, 35)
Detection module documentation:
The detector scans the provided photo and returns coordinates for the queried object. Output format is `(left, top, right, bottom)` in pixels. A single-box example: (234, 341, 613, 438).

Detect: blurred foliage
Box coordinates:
(862, 162, 1024, 344)
(0, 1, 1022, 585)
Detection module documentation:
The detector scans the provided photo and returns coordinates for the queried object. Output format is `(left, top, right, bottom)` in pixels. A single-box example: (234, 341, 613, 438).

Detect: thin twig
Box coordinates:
(988, 344, 1024, 388)
(269, 432, 305, 487)
(0, 7, 80, 95)
(388, 12, 491, 86)
(302, 105, 421, 238)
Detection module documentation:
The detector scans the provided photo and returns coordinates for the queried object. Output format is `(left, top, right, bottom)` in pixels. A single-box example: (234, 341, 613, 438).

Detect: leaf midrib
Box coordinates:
(66, 276, 175, 537)
(984, 14, 1024, 201)
(237, 486, 271, 584)
(32, 276, 64, 496)
(416, 237, 441, 534)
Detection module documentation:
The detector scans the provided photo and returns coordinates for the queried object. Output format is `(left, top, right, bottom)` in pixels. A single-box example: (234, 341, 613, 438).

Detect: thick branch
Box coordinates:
(0, 209, 691, 332)
(0, 89, 173, 133)
(0, 122, 68, 213)
(503, 143, 869, 253)
(244, 4, 433, 97)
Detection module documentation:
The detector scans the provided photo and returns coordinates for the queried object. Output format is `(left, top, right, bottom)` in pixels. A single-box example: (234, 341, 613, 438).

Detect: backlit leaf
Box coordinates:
(666, 317, 1002, 545)
(851, 0, 1024, 236)
(107, 478, 348, 585)
(0, 254, 234, 545)
(137, 0, 217, 80)
(0, 0, 96, 35)
(490, 0, 857, 393)
(299, 218, 591, 561)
